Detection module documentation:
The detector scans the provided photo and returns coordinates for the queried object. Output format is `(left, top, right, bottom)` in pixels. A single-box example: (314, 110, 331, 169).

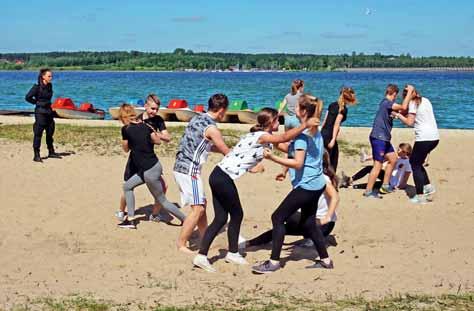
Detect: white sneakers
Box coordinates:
(225, 251, 248, 265)
(193, 254, 216, 273)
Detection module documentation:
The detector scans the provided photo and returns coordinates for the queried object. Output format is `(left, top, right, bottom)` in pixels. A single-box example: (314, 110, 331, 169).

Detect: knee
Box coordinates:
(231, 209, 243, 223)
(123, 183, 131, 192)
(271, 212, 283, 227)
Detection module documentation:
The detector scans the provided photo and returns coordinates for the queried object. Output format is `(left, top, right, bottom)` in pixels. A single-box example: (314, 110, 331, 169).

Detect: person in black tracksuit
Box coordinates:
(25, 69, 61, 162)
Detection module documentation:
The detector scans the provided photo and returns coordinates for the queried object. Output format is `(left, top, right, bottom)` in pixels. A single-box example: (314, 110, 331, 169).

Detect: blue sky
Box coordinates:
(2, 0, 474, 56)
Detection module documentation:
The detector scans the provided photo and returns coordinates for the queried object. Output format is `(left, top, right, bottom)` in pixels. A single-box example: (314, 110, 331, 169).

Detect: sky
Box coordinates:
(1, 0, 474, 56)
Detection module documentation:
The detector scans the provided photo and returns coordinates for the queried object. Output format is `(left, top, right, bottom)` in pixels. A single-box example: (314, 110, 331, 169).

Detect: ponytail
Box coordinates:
(250, 107, 278, 132)
(338, 86, 357, 113)
(290, 79, 304, 95)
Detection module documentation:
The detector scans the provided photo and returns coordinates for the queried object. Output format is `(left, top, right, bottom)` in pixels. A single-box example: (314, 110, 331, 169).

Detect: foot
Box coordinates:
(379, 184, 393, 194)
(340, 172, 351, 188)
(410, 195, 429, 205)
(193, 254, 216, 273)
(306, 259, 334, 269)
(363, 191, 382, 199)
(149, 214, 162, 222)
(117, 219, 136, 229)
(33, 155, 43, 162)
(252, 260, 281, 274)
(115, 211, 126, 221)
(225, 252, 248, 265)
(48, 150, 62, 159)
(423, 184, 436, 196)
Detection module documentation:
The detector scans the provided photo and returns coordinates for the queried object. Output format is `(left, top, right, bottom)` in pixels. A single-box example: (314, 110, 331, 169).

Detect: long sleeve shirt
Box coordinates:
(25, 83, 53, 114)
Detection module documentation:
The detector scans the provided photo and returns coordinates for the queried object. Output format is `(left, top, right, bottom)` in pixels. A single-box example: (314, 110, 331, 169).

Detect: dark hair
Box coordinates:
(398, 142, 413, 156)
(385, 84, 399, 96)
(402, 85, 422, 104)
(208, 93, 229, 112)
(146, 93, 161, 106)
(291, 79, 304, 95)
(38, 68, 51, 86)
(250, 107, 279, 132)
(322, 150, 339, 189)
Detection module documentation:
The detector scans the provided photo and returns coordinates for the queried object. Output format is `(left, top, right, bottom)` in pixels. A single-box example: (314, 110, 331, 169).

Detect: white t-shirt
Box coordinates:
(408, 97, 439, 141)
(316, 175, 337, 222)
(218, 131, 271, 180)
(390, 157, 412, 188)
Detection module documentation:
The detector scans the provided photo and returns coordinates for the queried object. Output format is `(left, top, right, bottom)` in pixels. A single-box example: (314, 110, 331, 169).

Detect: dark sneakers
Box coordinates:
(252, 260, 281, 274)
(118, 219, 137, 229)
(33, 150, 42, 162)
(305, 259, 334, 269)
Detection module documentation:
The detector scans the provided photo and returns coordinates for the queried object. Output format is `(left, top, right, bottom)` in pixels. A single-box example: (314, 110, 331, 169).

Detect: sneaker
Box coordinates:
(117, 219, 136, 229)
(300, 239, 314, 248)
(363, 191, 382, 199)
(238, 235, 247, 252)
(379, 184, 393, 194)
(252, 260, 281, 274)
(306, 259, 334, 269)
(193, 254, 216, 273)
(423, 184, 436, 196)
(225, 252, 248, 265)
(359, 149, 369, 162)
(410, 195, 429, 205)
(149, 214, 162, 222)
(115, 211, 125, 221)
(340, 172, 351, 188)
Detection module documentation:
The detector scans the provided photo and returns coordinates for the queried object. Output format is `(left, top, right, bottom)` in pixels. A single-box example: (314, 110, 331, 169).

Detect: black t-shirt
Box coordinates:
(138, 114, 167, 132)
(321, 101, 348, 142)
(121, 123, 158, 178)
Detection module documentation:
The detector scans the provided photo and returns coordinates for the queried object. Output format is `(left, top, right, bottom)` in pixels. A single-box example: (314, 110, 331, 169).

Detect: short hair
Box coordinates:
(146, 93, 160, 106)
(399, 143, 412, 156)
(208, 93, 229, 112)
(385, 84, 399, 96)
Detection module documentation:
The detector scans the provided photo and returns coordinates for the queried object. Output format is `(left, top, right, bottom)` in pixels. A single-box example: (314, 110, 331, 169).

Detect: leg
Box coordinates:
(247, 212, 303, 247)
(330, 141, 339, 172)
(33, 114, 46, 151)
(382, 152, 397, 186)
(410, 141, 438, 195)
(366, 161, 383, 192)
(177, 204, 205, 252)
(352, 166, 374, 182)
(45, 115, 55, 149)
(119, 194, 126, 213)
(320, 222, 335, 237)
(123, 174, 145, 218)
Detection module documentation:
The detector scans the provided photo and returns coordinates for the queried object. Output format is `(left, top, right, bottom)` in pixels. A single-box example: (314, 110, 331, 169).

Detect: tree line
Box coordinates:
(1, 49, 473, 71)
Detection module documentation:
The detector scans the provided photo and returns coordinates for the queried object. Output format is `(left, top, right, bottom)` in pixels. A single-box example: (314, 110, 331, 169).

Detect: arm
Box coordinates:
(275, 166, 289, 181)
(278, 98, 287, 114)
(258, 117, 319, 145)
(319, 181, 339, 225)
(264, 148, 305, 169)
(206, 126, 230, 155)
(158, 129, 171, 143)
(395, 112, 415, 127)
(121, 140, 129, 153)
(397, 172, 411, 189)
(274, 142, 289, 153)
(328, 114, 344, 149)
(150, 132, 162, 145)
(25, 85, 38, 105)
(392, 85, 415, 111)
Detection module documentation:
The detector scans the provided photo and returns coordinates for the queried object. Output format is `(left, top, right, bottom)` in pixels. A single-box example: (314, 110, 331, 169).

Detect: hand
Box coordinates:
(328, 139, 335, 149)
(405, 84, 415, 93)
(391, 111, 400, 119)
(263, 148, 272, 159)
(319, 216, 331, 225)
(302, 116, 320, 128)
(275, 171, 287, 181)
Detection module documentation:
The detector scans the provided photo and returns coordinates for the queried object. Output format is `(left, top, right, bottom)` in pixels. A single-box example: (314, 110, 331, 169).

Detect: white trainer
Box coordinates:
(193, 254, 216, 273)
(225, 251, 248, 265)
(423, 184, 436, 196)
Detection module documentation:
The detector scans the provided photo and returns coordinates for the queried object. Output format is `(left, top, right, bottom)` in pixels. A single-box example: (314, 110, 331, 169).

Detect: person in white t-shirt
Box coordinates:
(394, 86, 439, 204)
(341, 143, 412, 190)
(193, 107, 318, 273)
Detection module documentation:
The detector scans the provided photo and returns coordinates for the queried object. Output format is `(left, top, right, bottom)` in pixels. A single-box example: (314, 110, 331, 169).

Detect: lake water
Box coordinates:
(1, 71, 473, 129)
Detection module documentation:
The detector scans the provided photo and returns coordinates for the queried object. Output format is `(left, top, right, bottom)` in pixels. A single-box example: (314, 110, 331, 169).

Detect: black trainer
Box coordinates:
(118, 219, 136, 229)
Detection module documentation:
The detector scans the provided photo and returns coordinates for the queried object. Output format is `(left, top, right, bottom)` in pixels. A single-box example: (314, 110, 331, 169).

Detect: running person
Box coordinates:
(25, 68, 61, 162)
(192, 108, 319, 272)
(279, 79, 304, 130)
(321, 86, 357, 172)
(174, 94, 231, 253)
(117, 104, 183, 229)
(252, 95, 334, 274)
(364, 84, 413, 198)
(394, 86, 439, 204)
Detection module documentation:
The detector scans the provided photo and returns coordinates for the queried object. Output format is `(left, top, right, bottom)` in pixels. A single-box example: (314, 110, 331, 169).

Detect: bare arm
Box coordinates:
(392, 85, 415, 111)
(278, 98, 287, 114)
(150, 132, 162, 145)
(395, 112, 415, 127)
(206, 126, 230, 155)
(328, 114, 344, 148)
(258, 117, 319, 145)
(274, 142, 289, 153)
(121, 140, 129, 153)
(319, 180, 339, 225)
(264, 148, 305, 169)
(158, 129, 171, 143)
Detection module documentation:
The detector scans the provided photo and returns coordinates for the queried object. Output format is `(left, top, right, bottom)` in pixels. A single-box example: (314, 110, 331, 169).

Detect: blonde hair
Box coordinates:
(298, 94, 323, 120)
(338, 87, 357, 113)
(118, 103, 137, 125)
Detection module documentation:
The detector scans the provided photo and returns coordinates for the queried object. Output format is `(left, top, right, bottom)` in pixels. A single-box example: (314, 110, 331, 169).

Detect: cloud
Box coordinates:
(321, 32, 367, 39)
(171, 16, 207, 23)
(345, 23, 369, 30)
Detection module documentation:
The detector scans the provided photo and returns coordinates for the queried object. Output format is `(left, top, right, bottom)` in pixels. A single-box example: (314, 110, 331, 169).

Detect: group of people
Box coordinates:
(25, 70, 439, 274)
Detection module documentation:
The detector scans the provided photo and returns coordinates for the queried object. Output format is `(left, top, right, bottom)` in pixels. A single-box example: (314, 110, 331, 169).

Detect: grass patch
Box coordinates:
(338, 139, 368, 156)
(0, 124, 243, 156)
(4, 293, 473, 311)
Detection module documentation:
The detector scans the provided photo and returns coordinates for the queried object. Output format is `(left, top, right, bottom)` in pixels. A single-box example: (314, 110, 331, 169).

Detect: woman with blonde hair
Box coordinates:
(321, 86, 357, 171)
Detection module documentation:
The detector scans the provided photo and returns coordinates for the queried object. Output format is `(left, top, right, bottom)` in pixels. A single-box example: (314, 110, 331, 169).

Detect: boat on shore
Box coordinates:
(52, 98, 105, 120)
(109, 106, 145, 119)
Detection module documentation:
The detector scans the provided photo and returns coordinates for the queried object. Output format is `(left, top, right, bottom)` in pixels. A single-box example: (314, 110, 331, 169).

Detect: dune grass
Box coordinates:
(5, 293, 473, 311)
(0, 124, 366, 157)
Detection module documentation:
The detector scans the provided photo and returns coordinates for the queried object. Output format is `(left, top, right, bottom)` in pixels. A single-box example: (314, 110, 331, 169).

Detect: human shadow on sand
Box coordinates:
(134, 204, 183, 227)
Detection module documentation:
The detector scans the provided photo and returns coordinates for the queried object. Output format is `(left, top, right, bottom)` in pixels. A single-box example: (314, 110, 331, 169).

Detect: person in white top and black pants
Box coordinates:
(393, 85, 439, 204)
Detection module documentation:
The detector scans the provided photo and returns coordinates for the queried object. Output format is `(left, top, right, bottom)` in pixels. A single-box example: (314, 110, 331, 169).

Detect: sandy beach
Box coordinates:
(0, 116, 473, 309)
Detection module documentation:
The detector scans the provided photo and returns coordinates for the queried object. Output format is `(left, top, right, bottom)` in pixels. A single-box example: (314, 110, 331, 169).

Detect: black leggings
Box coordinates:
(270, 186, 328, 261)
(199, 166, 243, 256)
(33, 113, 55, 150)
(351, 166, 385, 189)
(410, 140, 439, 194)
(247, 211, 335, 247)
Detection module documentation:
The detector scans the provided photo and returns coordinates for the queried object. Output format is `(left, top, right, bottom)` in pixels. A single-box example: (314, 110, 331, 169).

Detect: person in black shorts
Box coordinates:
(321, 86, 357, 172)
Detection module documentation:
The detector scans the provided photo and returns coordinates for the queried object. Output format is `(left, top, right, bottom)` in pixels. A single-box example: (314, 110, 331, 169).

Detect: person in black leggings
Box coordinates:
(25, 68, 61, 162)
(321, 86, 357, 172)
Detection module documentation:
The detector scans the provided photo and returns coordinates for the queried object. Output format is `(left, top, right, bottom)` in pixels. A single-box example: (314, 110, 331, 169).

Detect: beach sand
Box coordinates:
(0, 116, 473, 308)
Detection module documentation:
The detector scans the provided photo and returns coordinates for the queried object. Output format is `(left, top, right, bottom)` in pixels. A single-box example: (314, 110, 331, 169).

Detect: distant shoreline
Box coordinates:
(335, 67, 474, 72)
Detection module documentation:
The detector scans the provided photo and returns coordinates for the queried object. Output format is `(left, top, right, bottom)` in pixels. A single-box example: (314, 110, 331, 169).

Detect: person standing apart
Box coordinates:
(279, 79, 304, 130)
(321, 86, 357, 172)
(394, 86, 439, 204)
(25, 69, 61, 162)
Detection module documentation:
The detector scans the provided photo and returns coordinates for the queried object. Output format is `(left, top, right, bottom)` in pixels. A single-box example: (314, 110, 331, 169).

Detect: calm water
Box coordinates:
(1, 71, 473, 129)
